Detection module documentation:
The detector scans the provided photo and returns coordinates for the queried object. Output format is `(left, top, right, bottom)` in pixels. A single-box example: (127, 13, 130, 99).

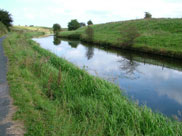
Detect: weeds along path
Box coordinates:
(0, 36, 24, 136)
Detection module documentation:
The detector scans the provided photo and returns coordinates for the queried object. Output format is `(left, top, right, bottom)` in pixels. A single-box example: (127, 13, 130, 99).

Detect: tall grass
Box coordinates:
(0, 21, 8, 37)
(3, 31, 182, 135)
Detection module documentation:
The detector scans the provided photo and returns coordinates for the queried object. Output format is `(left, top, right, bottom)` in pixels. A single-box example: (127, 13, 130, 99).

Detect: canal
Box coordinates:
(33, 36, 182, 119)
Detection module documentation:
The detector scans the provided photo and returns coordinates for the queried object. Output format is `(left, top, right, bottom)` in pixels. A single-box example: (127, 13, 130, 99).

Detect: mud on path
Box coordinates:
(0, 36, 25, 136)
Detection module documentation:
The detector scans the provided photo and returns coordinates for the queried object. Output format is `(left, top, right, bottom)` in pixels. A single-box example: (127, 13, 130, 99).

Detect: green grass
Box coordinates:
(59, 18, 182, 58)
(3, 31, 182, 135)
(0, 21, 8, 37)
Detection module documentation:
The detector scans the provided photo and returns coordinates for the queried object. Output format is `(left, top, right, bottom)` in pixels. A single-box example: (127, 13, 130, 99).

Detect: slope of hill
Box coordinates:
(59, 18, 182, 58)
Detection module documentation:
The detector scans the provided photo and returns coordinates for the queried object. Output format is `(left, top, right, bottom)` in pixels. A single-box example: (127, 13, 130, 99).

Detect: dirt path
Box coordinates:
(0, 36, 25, 136)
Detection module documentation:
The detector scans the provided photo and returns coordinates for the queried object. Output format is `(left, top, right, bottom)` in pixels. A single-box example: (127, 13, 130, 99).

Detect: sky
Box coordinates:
(1, 0, 182, 27)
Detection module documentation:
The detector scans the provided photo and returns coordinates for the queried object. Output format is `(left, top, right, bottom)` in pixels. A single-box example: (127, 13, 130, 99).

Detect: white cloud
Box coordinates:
(2, 0, 182, 27)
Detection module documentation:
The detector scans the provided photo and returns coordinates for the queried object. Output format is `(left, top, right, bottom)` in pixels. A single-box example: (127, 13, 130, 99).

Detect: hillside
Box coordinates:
(59, 18, 182, 58)
(0, 22, 8, 37)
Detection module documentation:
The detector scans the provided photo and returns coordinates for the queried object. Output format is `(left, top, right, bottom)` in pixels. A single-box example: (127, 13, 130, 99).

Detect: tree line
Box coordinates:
(53, 19, 93, 35)
(0, 9, 13, 30)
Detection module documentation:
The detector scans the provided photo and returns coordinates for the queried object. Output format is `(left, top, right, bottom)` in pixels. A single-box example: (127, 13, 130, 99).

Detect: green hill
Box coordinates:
(0, 22, 8, 37)
(59, 18, 182, 58)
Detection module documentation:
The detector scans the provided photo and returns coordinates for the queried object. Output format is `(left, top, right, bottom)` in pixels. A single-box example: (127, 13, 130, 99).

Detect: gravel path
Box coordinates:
(0, 36, 13, 136)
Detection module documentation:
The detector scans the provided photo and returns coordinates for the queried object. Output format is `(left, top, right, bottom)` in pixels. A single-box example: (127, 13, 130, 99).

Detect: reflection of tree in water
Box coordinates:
(68, 41, 79, 48)
(53, 36, 61, 45)
(85, 46, 94, 60)
(118, 56, 140, 79)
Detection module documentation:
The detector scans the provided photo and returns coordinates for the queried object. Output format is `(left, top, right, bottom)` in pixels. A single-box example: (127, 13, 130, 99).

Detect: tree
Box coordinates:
(53, 23, 61, 35)
(144, 12, 152, 19)
(119, 25, 140, 47)
(0, 9, 13, 29)
(68, 19, 80, 31)
(87, 20, 93, 25)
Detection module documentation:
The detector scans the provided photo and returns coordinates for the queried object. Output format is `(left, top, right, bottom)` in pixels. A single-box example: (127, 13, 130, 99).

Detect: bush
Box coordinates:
(144, 12, 152, 19)
(68, 19, 80, 31)
(0, 9, 13, 29)
(53, 24, 61, 35)
(87, 20, 93, 25)
(85, 26, 94, 42)
(119, 25, 140, 47)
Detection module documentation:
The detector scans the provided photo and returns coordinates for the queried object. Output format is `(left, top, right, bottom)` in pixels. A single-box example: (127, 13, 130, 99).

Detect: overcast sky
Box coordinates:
(1, 0, 182, 27)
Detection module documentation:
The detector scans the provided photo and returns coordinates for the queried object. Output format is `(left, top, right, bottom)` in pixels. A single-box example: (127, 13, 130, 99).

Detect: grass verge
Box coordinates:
(0, 22, 8, 37)
(59, 18, 182, 59)
(3, 31, 182, 135)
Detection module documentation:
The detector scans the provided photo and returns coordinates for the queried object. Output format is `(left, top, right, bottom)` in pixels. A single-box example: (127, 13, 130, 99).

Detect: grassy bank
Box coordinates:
(0, 22, 8, 37)
(3, 31, 182, 135)
(59, 18, 182, 59)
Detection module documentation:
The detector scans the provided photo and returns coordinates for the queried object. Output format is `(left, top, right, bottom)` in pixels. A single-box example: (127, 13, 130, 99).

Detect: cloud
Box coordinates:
(1, 0, 182, 27)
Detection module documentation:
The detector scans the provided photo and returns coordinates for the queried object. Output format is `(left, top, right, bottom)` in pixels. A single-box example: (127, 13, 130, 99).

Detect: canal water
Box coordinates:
(33, 36, 182, 119)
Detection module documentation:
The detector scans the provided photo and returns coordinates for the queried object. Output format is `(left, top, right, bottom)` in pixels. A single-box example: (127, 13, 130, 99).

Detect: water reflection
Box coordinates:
(53, 36, 61, 45)
(33, 36, 182, 119)
(118, 57, 140, 80)
(85, 46, 94, 60)
(68, 41, 79, 48)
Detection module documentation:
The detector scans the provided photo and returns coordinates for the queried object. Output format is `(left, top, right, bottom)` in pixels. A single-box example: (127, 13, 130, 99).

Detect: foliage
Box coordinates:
(87, 20, 93, 25)
(144, 12, 152, 19)
(119, 25, 140, 46)
(0, 9, 13, 29)
(68, 19, 80, 31)
(53, 23, 61, 35)
(3, 31, 182, 135)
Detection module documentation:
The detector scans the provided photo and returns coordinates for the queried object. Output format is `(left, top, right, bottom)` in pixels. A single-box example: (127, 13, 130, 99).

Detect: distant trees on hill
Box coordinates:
(0, 9, 13, 29)
(68, 19, 80, 31)
(144, 12, 152, 19)
(87, 20, 93, 25)
(53, 23, 61, 35)
(80, 22, 86, 27)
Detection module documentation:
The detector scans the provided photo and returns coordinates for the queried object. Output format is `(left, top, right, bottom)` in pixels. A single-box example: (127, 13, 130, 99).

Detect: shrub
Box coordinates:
(85, 26, 94, 42)
(144, 12, 152, 19)
(119, 25, 140, 47)
(53, 24, 61, 35)
(87, 20, 93, 25)
(68, 19, 80, 31)
(0, 9, 13, 29)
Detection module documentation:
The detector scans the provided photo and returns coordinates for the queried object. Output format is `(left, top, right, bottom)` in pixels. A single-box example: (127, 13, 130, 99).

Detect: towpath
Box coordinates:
(0, 36, 13, 136)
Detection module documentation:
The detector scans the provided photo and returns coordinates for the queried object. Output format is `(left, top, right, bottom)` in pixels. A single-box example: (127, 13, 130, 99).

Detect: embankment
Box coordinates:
(59, 18, 182, 59)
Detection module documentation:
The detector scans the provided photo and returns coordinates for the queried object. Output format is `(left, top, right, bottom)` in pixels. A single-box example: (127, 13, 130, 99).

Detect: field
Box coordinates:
(59, 18, 182, 58)
(12, 25, 53, 35)
(2, 28, 182, 135)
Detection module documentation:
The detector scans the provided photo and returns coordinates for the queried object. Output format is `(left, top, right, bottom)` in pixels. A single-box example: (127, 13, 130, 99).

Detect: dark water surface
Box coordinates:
(33, 36, 182, 119)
